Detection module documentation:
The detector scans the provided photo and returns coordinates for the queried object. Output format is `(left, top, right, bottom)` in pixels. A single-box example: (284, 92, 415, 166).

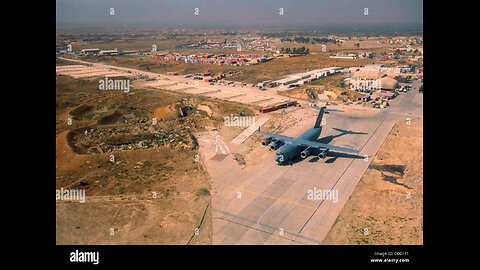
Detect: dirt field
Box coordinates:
(56, 73, 256, 245)
(61, 53, 379, 85)
(323, 118, 423, 245)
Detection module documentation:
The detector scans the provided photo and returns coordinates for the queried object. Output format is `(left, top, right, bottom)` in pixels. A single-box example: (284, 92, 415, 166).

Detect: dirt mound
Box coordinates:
(97, 110, 123, 125)
(153, 105, 178, 121)
(200, 100, 255, 122)
(66, 120, 198, 155)
(56, 101, 72, 110)
(69, 104, 94, 118)
(66, 126, 97, 154)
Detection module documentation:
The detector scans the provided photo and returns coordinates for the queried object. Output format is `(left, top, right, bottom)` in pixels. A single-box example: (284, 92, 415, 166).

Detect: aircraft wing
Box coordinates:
(259, 129, 359, 153)
(296, 139, 359, 153)
(258, 130, 295, 144)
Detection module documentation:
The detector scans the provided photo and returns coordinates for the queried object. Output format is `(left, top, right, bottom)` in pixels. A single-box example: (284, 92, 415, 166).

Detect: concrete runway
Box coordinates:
(200, 87, 422, 245)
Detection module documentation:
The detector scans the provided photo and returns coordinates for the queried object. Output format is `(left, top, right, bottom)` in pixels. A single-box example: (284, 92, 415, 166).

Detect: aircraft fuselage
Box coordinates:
(274, 126, 322, 164)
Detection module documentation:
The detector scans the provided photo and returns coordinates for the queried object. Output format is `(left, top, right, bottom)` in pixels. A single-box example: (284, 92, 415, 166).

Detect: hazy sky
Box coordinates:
(56, 0, 422, 27)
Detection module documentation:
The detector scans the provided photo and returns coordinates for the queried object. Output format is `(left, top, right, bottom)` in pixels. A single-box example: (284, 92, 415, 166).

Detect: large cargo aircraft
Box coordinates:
(258, 105, 363, 164)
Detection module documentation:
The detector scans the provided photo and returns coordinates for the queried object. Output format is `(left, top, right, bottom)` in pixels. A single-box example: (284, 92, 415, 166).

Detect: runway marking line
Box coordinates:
(213, 209, 321, 244)
(226, 184, 317, 211)
(215, 180, 342, 244)
(222, 184, 341, 227)
(274, 202, 311, 245)
(215, 216, 307, 245)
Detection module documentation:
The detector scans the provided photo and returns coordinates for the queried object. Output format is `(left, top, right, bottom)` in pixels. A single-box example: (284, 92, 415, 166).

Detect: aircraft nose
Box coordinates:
(275, 154, 284, 163)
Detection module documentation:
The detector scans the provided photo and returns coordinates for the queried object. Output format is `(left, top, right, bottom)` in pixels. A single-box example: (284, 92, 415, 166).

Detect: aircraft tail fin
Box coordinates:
(313, 106, 326, 128)
(310, 104, 343, 128)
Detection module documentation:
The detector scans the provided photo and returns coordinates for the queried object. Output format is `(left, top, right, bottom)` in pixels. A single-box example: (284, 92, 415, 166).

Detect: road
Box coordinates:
(199, 87, 422, 244)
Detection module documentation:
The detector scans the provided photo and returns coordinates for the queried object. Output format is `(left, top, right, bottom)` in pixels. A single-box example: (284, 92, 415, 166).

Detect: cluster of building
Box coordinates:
(269, 63, 417, 91)
(342, 64, 417, 104)
(357, 51, 373, 58)
(80, 48, 133, 56)
(362, 64, 411, 74)
(378, 37, 423, 46)
(343, 63, 419, 93)
(272, 67, 343, 88)
(330, 48, 422, 61)
(182, 40, 225, 49)
(268, 62, 420, 100)
(329, 53, 359, 59)
(407, 55, 423, 61)
(345, 72, 399, 92)
(150, 53, 274, 66)
(328, 52, 373, 59)
(56, 48, 145, 56)
(240, 36, 277, 52)
(181, 36, 276, 52)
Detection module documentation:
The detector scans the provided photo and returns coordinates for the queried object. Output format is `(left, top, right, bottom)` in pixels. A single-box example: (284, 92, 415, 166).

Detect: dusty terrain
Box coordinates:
(56, 28, 423, 246)
(56, 72, 255, 245)
(323, 118, 423, 245)
(62, 53, 378, 85)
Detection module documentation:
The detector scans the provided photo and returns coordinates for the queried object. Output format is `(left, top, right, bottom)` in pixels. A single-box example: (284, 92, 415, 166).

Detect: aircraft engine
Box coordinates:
(300, 148, 310, 159)
(318, 149, 329, 159)
(262, 137, 273, 146)
(270, 141, 283, 151)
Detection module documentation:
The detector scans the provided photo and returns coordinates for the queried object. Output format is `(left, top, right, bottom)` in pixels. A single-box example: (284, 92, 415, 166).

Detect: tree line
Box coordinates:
(280, 37, 336, 44)
(280, 46, 310, 55)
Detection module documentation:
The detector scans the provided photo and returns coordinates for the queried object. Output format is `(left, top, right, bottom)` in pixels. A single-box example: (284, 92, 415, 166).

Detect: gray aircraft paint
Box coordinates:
(259, 106, 359, 164)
